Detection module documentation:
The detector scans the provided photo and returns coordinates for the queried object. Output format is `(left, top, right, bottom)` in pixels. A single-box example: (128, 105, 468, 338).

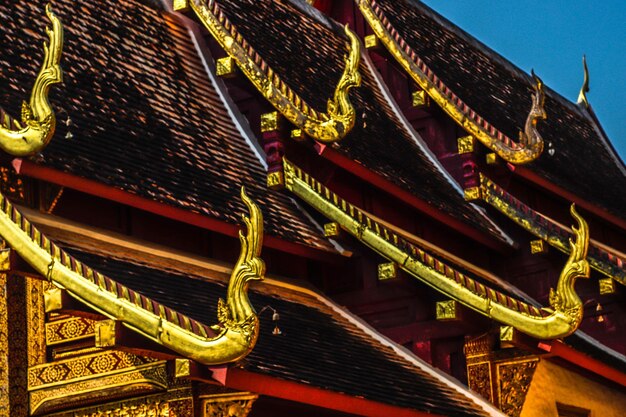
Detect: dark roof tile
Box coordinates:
(214, 0, 510, 243)
(65, 246, 493, 417)
(0, 0, 333, 252)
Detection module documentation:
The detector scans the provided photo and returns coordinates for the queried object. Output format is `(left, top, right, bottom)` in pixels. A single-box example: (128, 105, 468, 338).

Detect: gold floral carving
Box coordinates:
(8, 274, 28, 417)
(497, 359, 538, 417)
(45, 316, 96, 346)
(43, 391, 193, 417)
(202, 392, 258, 417)
(467, 363, 492, 402)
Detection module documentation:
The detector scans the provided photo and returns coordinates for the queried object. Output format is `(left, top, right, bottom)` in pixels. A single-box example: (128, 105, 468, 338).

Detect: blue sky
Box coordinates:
(421, 0, 626, 159)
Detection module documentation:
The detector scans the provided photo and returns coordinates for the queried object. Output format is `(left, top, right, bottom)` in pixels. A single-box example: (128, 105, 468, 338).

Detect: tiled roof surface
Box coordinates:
(65, 246, 492, 417)
(0, 0, 333, 252)
(375, 0, 626, 219)
(212, 0, 510, 244)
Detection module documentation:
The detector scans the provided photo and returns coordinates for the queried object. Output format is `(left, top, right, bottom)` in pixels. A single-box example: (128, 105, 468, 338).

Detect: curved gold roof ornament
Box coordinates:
(357, 0, 546, 164)
(0, 4, 63, 157)
(180, 0, 360, 142)
(284, 159, 590, 339)
(549, 205, 590, 327)
(577, 55, 590, 108)
(0, 187, 266, 365)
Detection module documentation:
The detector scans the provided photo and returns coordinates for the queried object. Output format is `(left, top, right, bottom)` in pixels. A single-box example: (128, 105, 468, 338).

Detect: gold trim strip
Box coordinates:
(0, 5, 64, 157)
(185, 0, 361, 143)
(0, 188, 265, 365)
(357, 0, 545, 164)
(284, 159, 589, 339)
(475, 173, 626, 285)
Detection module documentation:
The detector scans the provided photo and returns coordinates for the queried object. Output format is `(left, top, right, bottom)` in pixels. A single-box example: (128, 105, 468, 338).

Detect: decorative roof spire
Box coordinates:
(577, 55, 590, 108)
(0, 4, 64, 156)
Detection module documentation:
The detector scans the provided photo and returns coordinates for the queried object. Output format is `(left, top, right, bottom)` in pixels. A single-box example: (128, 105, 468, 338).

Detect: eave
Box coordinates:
(317, 145, 513, 253)
(356, 0, 543, 164)
(539, 339, 626, 388)
(226, 369, 448, 417)
(283, 159, 589, 340)
(14, 159, 341, 263)
(174, 0, 360, 143)
(0, 189, 260, 365)
(468, 172, 626, 285)
(511, 164, 626, 233)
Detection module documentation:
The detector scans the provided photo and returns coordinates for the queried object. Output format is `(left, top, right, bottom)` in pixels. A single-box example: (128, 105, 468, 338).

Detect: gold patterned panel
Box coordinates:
(497, 359, 538, 417)
(46, 317, 96, 346)
(435, 300, 459, 321)
(27, 278, 47, 366)
(28, 351, 168, 415)
(28, 350, 160, 388)
(0, 272, 8, 415)
(378, 262, 397, 281)
(202, 392, 258, 417)
(467, 362, 493, 402)
(42, 390, 193, 417)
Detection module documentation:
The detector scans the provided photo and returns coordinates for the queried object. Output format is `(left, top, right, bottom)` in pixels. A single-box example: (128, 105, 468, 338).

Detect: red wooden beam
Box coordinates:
(15, 160, 339, 263)
(226, 368, 448, 417)
(538, 340, 626, 388)
(512, 165, 626, 232)
(317, 145, 510, 253)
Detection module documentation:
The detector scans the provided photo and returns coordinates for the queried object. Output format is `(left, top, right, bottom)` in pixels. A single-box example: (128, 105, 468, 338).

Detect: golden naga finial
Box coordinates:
(0, 186, 266, 365)
(214, 186, 266, 359)
(0, 4, 64, 156)
(284, 160, 591, 339)
(356, 0, 547, 164)
(549, 204, 590, 327)
(516, 70, 547, 153)
(180, 0, 361, 143)
(577, 55, 590, 108)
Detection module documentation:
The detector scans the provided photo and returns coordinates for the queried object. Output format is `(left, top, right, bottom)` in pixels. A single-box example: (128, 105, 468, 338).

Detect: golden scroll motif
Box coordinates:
(357, 0, 546, 164)
(180, 0, 361, 142)
(0, 5, 64, 156)
(0, 187, 265, 365)
(284, 159, 590, 339)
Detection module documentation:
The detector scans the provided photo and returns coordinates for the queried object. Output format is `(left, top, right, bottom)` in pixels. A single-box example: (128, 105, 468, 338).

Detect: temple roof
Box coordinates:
(0, 0, 333, 252)
(370, 0, 626, 219)
(78, 255, 497, 416)
(212, 0, 512, 245)
(25, 207, 502, 417)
